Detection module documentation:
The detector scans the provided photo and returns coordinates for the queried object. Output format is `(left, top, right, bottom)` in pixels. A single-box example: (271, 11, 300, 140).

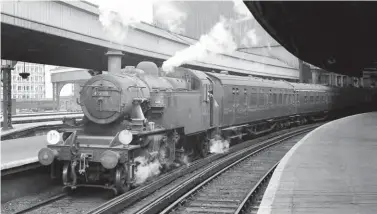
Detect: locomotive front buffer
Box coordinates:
(37, 123, 176, 195)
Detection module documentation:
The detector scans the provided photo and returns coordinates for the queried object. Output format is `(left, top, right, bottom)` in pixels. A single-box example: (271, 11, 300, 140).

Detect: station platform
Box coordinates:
(1, 121, 64, 137)
(1, 121, 69, 170)
(1, 113, 83, 125)
(258, 112, 377, 214)
(1, 135, 47, 170)
(2, 111, 81, 118)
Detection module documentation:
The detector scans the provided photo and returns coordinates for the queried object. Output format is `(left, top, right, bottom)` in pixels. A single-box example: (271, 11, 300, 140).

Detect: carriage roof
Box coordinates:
(207, 72, 294, 89)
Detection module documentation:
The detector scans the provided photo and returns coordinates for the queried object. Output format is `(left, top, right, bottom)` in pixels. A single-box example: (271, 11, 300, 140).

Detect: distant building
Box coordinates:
(0, 62, 46, 100)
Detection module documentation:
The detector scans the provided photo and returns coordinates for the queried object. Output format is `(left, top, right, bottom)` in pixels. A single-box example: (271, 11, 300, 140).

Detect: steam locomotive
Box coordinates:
(38, 61, 374, 194)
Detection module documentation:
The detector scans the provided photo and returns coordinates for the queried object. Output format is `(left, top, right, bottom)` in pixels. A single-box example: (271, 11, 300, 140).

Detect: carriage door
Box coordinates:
(205, 78, 214, 127)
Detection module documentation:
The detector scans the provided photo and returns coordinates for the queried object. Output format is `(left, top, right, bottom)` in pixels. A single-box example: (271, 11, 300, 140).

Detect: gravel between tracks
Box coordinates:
(247, 176, 272, 214)
(1, 186, 62, 214)
(165, 134, 305, 214)
(119, 132, 307, 214)
(2, 125, 315, 214)
(25, 189, 112, 214)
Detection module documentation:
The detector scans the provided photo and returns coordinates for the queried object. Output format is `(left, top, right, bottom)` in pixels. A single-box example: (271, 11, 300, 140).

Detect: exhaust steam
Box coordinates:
(134, 156, 162, 185)
(162, 17, 237, 73)
(162, 0, 261, 73)
(209, 135, 230, 154)
(154, 1, 187, 34)
(98, 0, 186, 43)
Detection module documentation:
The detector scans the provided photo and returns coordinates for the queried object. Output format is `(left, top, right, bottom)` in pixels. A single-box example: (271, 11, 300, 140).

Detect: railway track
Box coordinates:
(12, 193, 68, 214)
(2, 123, 319, 214)
(159, 134, 302, 214)
(86, 123, 318, 214)
(9, 189, 112, 214)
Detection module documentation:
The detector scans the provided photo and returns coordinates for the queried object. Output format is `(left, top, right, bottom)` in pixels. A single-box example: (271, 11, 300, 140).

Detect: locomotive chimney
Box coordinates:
(106, 50, 124, 73)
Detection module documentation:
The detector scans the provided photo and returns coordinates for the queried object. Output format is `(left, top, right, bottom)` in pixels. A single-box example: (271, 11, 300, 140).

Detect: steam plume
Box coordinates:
(162, 17, 237, 72)
(161, 1, 263, 73)
(209, 135, 230, 154)
(98, 0, 186, 43)
(154, 1, 187, 34)
(232, 0, 253, 19)
(98, 0, 150, 43)
(134, 156, 162, 185)
(241, 29, 259, 47)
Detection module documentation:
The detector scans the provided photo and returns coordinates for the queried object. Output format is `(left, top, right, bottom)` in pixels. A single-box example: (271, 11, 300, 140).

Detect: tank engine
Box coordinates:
(38, 61, 375, 194)
(38, 62, 206, 194)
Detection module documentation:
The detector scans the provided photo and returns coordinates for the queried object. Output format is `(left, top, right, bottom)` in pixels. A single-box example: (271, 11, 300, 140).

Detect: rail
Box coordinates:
(85, 123, 320, 214)
(2, 123, 321, 214)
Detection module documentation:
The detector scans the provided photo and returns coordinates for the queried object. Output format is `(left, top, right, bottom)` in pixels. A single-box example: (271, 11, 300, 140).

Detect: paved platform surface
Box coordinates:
(1, 113, 83, 123)
(258, 112, 377, 214)
(1, 111, 81, 118)
(1, 121, 63, 137)
(1, 135, 47, 170)
(12, 111, 81, 118)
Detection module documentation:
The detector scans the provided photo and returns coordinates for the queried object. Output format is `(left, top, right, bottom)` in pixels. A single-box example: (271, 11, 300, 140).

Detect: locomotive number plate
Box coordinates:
(93, 90, 110, 97)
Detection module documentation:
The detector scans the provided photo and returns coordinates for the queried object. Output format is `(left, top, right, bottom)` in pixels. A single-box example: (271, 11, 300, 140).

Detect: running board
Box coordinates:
(247, 123, 277, 136)
(310, 115, 328, 122)
(228, 133, 248, 140)
(222, 124, 249, 131)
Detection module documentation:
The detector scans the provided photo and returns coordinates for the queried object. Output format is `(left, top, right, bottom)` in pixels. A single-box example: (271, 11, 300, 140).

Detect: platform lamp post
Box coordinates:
(1, 60, 17, 131)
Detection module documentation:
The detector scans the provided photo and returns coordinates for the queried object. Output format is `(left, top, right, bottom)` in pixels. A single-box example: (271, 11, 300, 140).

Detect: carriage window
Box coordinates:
(258, 89, 264, 107)
(279, 94, 283, 104)
(304, 96, 308, 103)
(273, 94, 277, 104)
(250, 92, 258, 107)
(316, 96, 319, 102)
(310, 96, 314, 103)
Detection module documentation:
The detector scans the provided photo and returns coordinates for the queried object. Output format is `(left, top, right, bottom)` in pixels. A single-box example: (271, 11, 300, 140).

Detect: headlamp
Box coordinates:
(46, 130, 61, 145)
(118, 130, 133, 145)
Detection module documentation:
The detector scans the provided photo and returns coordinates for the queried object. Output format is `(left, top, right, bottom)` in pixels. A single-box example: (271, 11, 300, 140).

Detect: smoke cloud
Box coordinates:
(209, 135, 230, 154)
(241, 29, 259, 47)
(162, 1, 262, 73)
(177, 153, 190, 167)
(162, 17, 237, 72)
(98, 0, 186, 43)
(232, 0, 253, 19)
(154, 1, 187, 34)
(134, 156, 162, 185)
(98, 0, 151, 43)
